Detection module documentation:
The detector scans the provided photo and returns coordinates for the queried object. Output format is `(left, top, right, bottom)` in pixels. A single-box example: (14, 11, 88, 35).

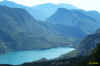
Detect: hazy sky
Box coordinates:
(1, 0, 100, 12)
(0, 0, 3, 1)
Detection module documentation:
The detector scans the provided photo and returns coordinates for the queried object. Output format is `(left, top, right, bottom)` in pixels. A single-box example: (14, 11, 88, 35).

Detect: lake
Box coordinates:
(0, 47, 74, 65)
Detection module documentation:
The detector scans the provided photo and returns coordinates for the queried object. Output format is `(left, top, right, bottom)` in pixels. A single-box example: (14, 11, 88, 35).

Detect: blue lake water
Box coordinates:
(0, 47, 74, 65)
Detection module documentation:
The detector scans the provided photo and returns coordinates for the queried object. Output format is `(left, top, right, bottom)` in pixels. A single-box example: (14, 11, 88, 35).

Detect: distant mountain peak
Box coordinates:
(0, 1, 78, 21)
(57, 3, 78, 9)
(39, 3, 56, 6)
(33, 3, 77, 9)
(0, 0, 27, 8)
(0, 0, 15, 4)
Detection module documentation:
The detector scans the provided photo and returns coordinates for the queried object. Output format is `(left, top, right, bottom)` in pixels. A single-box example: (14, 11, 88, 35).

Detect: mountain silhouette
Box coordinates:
(0, 1, 77, 21)
(48, 8, 100, 34)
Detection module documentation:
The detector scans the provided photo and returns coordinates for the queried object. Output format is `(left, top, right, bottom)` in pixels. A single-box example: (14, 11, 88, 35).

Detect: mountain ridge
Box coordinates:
(0, 0, 78, 21)
(0, 5, 74, 54)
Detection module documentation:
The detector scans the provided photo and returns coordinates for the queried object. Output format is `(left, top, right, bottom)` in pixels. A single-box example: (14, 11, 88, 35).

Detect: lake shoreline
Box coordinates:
(0, 47, 75, 65)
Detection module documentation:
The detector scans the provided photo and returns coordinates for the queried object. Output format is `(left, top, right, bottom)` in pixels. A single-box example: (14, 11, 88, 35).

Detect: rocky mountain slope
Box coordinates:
(48, 8, 100, 34)
(77, 29, 100, 56)
(55, 28, 100, 60)
(0, 0, 100, 55)
(0, 5, 71, 54)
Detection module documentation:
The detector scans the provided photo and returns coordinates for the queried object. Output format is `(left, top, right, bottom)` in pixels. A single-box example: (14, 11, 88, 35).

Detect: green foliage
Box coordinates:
(89, 43, 100, 62)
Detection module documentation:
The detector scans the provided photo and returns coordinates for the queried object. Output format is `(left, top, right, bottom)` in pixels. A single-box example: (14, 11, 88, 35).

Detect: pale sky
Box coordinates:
(0, 0, 2, 1)
(1, 0, 100, 12)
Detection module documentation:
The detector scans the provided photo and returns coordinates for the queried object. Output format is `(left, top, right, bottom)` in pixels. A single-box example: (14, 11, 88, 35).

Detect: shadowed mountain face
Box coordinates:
(56, 29, 100, 60)
(77, 29, 100, 56)
(0, 5, 75, 54)
(0, 1, 100, 66)
(0, 0, 100, 55)
(0, 1, 83, 54)
(0, 5, 49, 51)
(1, 1, 100, 35)
(48, 8, 100, 34)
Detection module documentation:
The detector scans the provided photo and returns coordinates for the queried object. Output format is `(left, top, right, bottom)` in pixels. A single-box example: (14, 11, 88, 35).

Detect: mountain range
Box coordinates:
(0, 0, 77, 21)
(48, 8, 100, 34)
(0, 5, 74, 54)
(0, 0, 100, 54)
